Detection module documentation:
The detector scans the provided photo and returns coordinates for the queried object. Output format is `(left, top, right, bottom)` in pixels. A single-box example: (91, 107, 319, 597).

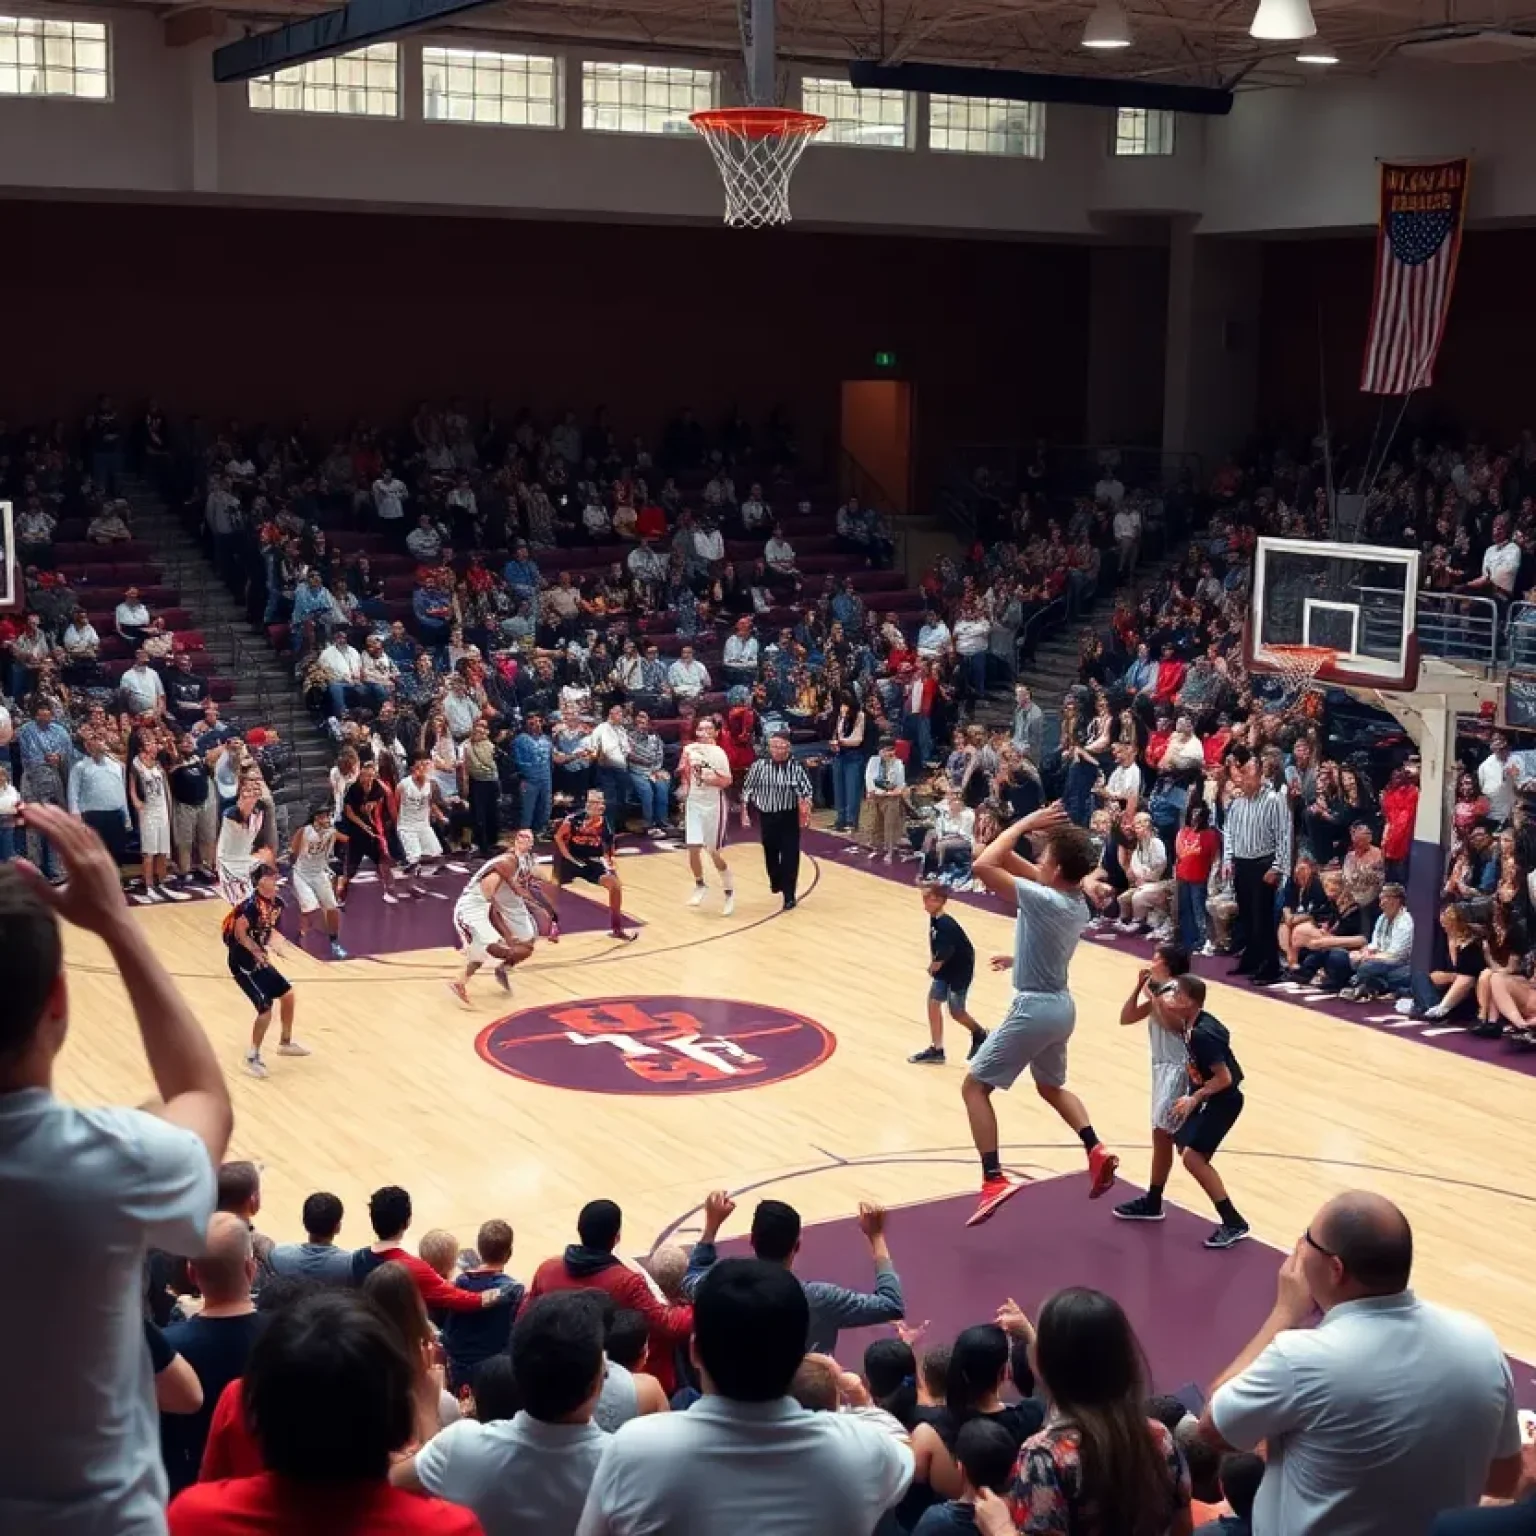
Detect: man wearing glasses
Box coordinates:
(1197, 1190, 1523, 1534)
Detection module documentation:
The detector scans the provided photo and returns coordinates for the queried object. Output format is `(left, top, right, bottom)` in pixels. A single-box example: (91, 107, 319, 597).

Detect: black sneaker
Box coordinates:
(907, 1045, 946, 1065)
(1205, 1221, 1251, 1250)
(967, 1028, 989, 1061)
(1113, 1194, 1166, 1222)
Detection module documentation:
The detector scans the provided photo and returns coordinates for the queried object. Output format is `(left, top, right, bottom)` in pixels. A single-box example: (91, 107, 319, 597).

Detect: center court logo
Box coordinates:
(475, 994, 836, 1096)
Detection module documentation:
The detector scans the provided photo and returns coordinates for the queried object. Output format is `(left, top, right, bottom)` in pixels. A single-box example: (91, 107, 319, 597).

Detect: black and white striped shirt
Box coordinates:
(743, 755, 815, 814)
(1225, 785, 1292, 876)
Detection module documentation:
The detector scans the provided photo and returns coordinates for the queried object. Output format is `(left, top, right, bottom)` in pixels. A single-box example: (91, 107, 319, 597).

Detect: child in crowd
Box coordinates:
(911, 885, 988, 1066)
(911, 1418, 1018, 1533)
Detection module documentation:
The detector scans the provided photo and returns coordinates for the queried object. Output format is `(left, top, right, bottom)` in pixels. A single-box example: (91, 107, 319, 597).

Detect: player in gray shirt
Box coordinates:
(964, 804, 1121, 1227)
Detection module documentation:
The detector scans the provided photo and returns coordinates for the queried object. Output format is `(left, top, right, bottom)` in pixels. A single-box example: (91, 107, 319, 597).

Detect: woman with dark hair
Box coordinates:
(360, 1261, 460, 1445)
(915, 1323, 1049, 1507)
(1174, 800, 1221, 951)
(993, 1289, 1191, 1536)
(829, 686, 867, 833)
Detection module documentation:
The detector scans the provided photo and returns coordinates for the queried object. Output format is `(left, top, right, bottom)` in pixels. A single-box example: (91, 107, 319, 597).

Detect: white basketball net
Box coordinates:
(1266, 645, 1337, 708)
(692, 111, 825, 228)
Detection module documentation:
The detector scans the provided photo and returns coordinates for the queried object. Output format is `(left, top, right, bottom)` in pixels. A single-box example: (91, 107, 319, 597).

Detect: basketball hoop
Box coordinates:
(1265, 645, 1338, 710)
(690, 107, 826, 228)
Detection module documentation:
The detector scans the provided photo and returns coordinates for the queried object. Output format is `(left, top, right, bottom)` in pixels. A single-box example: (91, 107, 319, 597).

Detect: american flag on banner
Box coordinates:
(1360, 158, 1470, 395)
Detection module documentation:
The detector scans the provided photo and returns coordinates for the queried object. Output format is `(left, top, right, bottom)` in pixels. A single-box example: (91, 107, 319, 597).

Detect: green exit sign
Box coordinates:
(873, 350, 897, 369)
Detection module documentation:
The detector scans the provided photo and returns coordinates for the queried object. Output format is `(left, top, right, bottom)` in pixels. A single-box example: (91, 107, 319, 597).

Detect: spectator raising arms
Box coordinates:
(1, 805, 232, 1535)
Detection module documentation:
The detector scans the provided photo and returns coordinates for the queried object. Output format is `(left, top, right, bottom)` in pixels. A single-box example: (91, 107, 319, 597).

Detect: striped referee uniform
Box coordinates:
(1225, 784, 1292, 981)
(743, 750, 815, 909)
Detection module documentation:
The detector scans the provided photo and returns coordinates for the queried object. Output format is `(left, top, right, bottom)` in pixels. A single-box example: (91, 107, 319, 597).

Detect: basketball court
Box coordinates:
(56, 816, 1536, 1403)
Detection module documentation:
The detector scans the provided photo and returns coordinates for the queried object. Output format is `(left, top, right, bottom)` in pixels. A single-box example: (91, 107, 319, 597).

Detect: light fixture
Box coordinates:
(1295, 43, 1339, 63)
(1250, 0, 1317, 41)
(1082, 0, 1133, 49)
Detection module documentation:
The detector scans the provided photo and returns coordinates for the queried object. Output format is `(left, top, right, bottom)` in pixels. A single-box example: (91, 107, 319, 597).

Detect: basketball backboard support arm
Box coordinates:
(740, 0, 776, 107)
(1337, 659, 1500, 971)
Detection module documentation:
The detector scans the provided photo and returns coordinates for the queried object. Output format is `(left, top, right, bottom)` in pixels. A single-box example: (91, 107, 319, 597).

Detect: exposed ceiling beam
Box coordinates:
(213, 0, 498, 81)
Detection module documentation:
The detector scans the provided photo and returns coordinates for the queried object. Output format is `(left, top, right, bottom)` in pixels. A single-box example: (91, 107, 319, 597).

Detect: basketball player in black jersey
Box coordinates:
(551, 788, 636, 942)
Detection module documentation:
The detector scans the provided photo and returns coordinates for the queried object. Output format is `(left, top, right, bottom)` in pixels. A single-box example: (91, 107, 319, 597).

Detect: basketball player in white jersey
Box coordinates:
(1112, 941, 1192, 1223)
(450, 829, 555, 1005)
(680, 716, 735, 915)
(216, 780, 276, 905)
(288, 804, 347, 959)
(396, 753, 450, 895)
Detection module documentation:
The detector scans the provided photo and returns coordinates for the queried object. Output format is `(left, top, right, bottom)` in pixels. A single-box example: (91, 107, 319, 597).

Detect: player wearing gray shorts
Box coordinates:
(1112, 942, 1191, 1224)
(964, 804, 1121, 1228)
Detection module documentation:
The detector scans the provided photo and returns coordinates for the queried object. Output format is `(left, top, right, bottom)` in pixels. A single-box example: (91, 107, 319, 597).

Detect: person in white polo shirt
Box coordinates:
(1470, 515, 1522, 603)
(576, 1257, 911, 1536)
(1199, 1190, 1522, 1536)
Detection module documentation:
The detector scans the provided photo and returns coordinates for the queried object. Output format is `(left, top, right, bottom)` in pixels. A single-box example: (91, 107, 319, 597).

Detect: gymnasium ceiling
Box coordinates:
(117, 0, 1536, 85)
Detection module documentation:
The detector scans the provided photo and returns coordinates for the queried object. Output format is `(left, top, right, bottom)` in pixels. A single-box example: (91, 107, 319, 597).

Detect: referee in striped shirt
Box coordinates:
(742, 732, 815, 911)
(1224, 748, 1293, 985)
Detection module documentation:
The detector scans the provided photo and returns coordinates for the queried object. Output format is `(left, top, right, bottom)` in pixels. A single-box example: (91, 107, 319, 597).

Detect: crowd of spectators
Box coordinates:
(1, 817, 1529, 1536)
(144, 401, 1196, 870)
(0, 401, 286, 892)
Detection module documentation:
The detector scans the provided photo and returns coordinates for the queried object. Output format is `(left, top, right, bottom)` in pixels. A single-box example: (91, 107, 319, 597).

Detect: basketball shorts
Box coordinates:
(1175, 1089, 1244, 1160)
(344, 831, 386, 875)
(228, 952, 291, 1012)
(685, 795, 726, 850)
(1151, 1062, 1188, 1136)
(968, 989, 1076, 1091)
(139, 809, 171, 859)
(217, 858, 253, 906)
(397, 823, 443, 865)
(291, 866, 337, 915)
(555, 852, 608, 887)
(928, 977, 971, 1011)
(454, 900, 535, 961)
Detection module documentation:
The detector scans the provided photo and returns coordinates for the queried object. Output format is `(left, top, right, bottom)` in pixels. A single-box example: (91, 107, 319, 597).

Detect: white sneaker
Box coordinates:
(723, 892, 735, 916)
(1114, 920, 1138, 933)
(382, 891, 400, 906)
(687, 885, 707, 907)
(242, 1052, 269, 1080)
(1197, 942, 1218, 957)
(276, 1041, 312, 1057)
(1394, 998, 1416, 1016)
(1424, 1002, 1450, 1019)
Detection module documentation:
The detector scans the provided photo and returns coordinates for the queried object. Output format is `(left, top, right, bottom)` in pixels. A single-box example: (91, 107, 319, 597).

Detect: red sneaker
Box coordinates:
(965, 1176, 1024, 1228)
(1088, 1144, 1120, 1199)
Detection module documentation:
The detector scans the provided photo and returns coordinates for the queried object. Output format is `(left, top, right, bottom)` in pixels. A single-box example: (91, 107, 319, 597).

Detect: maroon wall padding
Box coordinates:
(0, 201, 1092, 499)
(1257, 228, 1536, 442)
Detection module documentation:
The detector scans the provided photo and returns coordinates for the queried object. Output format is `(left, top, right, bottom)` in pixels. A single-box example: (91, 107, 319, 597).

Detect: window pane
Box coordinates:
(0, 16, 110, 99)
(421, 44, 561, 128)
(1113, 106, 1175, 157)
(928, 94, 1043, 158)
(248, 42, 398, 118)
(580, 60, 717, 134)
(801, 77, 909, 148)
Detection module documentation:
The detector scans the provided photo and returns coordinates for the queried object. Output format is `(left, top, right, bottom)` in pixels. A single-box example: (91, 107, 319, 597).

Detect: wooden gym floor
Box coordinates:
(56, 839, 1536, 1373)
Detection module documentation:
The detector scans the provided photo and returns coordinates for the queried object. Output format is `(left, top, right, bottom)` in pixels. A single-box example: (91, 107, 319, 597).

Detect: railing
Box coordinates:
(1356, 586, 1498, 669)
(1508, 603, 1536, 672)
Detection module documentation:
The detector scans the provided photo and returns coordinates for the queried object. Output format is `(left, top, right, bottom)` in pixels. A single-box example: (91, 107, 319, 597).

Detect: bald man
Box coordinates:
(1199, 1191, 1522, 1536)
(161, 1212, 261, 1495)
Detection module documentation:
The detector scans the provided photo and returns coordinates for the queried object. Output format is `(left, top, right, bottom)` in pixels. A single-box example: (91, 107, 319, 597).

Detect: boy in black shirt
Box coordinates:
(910, 885, 988, 1065)
(1157, 973, 1249, 1250)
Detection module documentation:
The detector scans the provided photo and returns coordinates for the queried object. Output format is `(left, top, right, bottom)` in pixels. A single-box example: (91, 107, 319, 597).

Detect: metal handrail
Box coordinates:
(1352, 585, 1498, 669)
(1508, 602, 1536, 672)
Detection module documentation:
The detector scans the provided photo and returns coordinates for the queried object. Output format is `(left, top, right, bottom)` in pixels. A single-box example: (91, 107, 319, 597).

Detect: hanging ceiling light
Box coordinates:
(1250, 0, 1317, 40)
(1082, 0, 1133, 49)
(1295, 43, 1339, 63)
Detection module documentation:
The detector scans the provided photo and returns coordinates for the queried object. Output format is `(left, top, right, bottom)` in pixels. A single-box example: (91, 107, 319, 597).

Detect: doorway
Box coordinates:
(840, 379, 913, 514)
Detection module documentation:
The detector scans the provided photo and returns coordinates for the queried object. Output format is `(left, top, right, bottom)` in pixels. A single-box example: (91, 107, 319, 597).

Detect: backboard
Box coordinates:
(1247, 537, 1420, 693)
(0, 502, 17, 613)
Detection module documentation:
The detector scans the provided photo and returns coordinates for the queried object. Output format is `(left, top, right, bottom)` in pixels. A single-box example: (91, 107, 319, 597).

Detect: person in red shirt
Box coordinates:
(1152, 643, 1187, 709)
(1174, 802, 1221, 951)
(1380, 764, 1420, 883)
(528, 1197, 692, 1394)
(169, 1290, 483, 1536)
(350, 1186, 513, 1318)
